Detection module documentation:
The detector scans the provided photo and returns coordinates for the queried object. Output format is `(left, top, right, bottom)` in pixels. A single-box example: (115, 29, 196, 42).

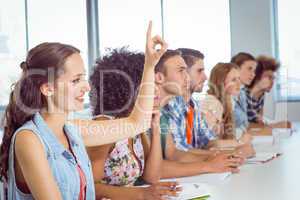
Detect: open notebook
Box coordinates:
(246, 152, 282, 164)
(165, 183, 211, 200)
(138, 173, 231, 200)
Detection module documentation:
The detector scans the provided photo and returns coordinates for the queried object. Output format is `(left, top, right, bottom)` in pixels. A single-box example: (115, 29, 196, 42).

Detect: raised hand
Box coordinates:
(144, 21, 168, 69)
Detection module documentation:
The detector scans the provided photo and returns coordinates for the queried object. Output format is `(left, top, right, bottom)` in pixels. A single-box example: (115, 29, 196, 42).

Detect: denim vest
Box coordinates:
(7, 112, 95, 200)
(234, 87, 249, 133)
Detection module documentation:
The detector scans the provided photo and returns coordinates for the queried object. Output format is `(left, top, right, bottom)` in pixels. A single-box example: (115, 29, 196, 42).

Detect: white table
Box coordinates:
(176, 124, 300, 200)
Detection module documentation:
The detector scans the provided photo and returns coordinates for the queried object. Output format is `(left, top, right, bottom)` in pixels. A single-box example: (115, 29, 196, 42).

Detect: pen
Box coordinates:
(190, 195, 211, 200)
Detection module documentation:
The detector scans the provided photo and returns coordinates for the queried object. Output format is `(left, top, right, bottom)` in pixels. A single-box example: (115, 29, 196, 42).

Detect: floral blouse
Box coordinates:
(101, 135, 145, 186)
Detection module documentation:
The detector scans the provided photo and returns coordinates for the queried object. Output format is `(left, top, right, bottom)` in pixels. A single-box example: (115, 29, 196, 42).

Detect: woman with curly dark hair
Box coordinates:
(246, 55, 290, 130)
(88, 48, 180, 200)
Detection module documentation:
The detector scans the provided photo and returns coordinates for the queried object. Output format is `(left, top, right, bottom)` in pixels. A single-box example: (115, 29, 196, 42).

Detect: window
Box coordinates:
(98, 0, 162, 53)
(28, 0, 89, 103)
(0, 0, 89, 106)
(27, 0, 88, 66)
(1, 0, 232, 107)
(163, 0, 231, 82)
(0, 0, 27, 106)
(276, 0, 300, 101)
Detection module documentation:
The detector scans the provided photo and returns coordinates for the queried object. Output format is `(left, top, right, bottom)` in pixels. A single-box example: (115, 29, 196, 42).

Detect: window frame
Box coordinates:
(0, 0, 233, 111)
(274, 0, 300, 102)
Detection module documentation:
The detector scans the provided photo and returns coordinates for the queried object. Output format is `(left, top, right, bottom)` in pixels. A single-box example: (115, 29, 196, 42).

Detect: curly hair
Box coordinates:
(249, 55, 280, 88)
(89, 47, 145, 118)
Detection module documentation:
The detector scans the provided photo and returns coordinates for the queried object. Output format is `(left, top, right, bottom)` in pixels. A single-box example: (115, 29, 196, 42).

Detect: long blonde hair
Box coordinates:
(207, 62, 239, 139)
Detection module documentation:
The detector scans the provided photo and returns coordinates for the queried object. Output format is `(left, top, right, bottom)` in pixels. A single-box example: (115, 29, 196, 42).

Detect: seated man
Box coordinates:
(157, 48, 254, 162)
(246, 55, 291, 135)
(88, 48, 243, 200)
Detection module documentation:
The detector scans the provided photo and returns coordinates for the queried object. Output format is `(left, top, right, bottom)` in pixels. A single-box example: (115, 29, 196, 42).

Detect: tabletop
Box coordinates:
(176, 122, 300, 200)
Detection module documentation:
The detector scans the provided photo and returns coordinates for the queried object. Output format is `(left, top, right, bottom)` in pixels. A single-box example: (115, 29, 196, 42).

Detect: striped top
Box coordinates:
(245, 88, 265, 123)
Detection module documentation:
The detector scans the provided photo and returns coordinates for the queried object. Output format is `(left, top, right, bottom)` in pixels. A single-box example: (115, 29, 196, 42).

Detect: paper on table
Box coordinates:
(246, 152, 281, 164)
(252, 136, 273, 146)
(165, 183, 211, 200)
(163, 172, 231, 185)
(272, 128, 292, 138)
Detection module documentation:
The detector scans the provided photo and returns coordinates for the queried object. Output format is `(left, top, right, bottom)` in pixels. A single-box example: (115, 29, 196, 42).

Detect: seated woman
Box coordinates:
(0, 22, 169, 200)
(231, 52, 257, 132)
(88, 48, 180, 200)
(246, 55, 291, 133)
(201, 62, 255, 157)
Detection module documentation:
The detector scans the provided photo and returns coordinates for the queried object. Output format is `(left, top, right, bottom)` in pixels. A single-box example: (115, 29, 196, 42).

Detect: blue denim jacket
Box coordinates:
(234, 87, 249, 133)
(7, 112, 95, 200)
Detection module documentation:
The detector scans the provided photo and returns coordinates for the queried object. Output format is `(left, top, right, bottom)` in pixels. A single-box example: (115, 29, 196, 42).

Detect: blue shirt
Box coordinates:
(7, 112, 95, 200)
(160, 96, 216, 151)
(234, 87, 249, 131)
(245, 88, 265, 123)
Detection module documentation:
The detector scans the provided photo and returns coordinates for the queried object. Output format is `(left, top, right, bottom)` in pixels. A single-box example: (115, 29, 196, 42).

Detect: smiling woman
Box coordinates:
(0, 21, 167, 200)
(207, 62, 240, 139)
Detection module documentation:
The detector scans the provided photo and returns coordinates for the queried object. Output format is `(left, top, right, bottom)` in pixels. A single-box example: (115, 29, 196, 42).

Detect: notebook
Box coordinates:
(246, 152, 282, 164)
(165, 183, 211, 200)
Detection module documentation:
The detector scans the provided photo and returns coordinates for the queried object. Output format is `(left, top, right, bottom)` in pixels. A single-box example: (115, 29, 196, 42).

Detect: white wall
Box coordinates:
(230, 0, 300, 121)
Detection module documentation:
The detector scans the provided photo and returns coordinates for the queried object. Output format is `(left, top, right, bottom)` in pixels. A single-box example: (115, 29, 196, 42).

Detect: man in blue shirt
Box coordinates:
(156, 49, 244, 168)
(159, 48, 255, 161)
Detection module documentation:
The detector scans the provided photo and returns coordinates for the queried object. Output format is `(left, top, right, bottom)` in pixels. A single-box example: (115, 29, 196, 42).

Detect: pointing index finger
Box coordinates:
(146, 20, 152, 41)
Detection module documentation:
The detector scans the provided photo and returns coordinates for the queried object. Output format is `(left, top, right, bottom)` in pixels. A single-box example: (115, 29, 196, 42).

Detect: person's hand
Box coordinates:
(235, 143, 256, 159)
(204, 153, 244, 173)
(144, 21, 168, 69)
(142, 182, 182, 200)
(271, 121, 291, 129)
(239, 132, 253, 144)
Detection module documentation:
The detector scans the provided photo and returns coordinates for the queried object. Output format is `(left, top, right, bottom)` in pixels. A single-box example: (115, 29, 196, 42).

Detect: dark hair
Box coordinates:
(154, 49, 181, 74)
(249, 55, 280, 88)
(231, 52, 256, 67)
(0, 42, 79, 181)
(177, 48, 204, 68)
(89, 47, 145, 118)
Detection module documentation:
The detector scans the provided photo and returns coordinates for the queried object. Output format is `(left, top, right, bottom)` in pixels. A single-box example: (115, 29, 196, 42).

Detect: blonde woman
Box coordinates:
(202, 63, 254, 156)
